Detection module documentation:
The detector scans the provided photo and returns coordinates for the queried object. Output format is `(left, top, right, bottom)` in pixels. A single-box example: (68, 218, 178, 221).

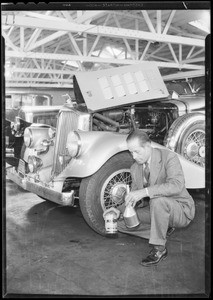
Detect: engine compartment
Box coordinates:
(91, 102, 178, 145)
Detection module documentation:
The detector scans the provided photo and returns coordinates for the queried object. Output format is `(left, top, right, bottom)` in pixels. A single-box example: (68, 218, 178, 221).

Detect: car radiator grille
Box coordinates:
(52, 111, 79, 176)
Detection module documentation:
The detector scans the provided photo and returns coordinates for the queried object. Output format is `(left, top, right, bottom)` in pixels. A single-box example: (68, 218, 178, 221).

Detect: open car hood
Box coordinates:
(73, 62, 169, 112)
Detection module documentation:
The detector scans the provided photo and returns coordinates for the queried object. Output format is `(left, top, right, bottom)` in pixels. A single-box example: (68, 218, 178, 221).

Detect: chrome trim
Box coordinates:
(6, 168, 75, 206)
(66, 131, 82, 158)
(52, 110, 79, 176)
(24, 127, 33, 147)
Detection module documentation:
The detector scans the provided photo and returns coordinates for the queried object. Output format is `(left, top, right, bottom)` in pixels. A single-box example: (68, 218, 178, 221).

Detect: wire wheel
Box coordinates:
(181, 127, 205, 167)
(79, 152, 134, 235)
(100, 169, 132, 211)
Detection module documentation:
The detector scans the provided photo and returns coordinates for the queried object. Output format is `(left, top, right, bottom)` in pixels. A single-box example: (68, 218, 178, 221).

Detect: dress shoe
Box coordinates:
(141, 247, 168, 267)
(166, 227, 175, 237)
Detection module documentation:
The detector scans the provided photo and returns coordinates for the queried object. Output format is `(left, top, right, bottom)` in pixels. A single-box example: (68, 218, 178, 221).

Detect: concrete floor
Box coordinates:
(4, 178, 207, 296)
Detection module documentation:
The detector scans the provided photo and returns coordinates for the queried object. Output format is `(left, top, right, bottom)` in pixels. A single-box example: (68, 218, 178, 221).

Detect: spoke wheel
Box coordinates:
(100, 169, 132, 211)
(79, 152, 134, 236)
(179, 123, 205, 167)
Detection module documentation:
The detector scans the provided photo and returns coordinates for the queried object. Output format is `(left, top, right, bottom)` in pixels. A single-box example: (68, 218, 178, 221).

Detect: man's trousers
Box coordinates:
(117, 197, 192, 246)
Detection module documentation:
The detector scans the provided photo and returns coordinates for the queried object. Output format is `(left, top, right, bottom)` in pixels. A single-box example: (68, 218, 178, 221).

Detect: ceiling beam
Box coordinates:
(186, 46, 196, 59)
(156, 10, 161, 34)
(140, 41, 152, 60)
(113, 10, 205, 40)
(61, 11, 73, 22)
(145, 43, 167, 59)
(181, 56, 205, 64)
(162, 10, 176, 34)
(113, 14, 135, 60)
(22, 11, 62, 21)
(27, 31, 68, 52)
(75, 11, 106, 23)
(6, 82, 73, 88)
(179, 44, 182, 62)
(2, 31, 19, 52)
(149, 54, 173, 62)
(20, 27, 24, 50)
(168, 43, 179, 64)
(88, 35, 101, 56)
(2, 14, 205, 47)
(141, 10, 156, 33)
(6, 50, 205, 70)
(163, 69, 205, 81)
(67, 32, 83, 56)
(190, 48, 205, 59)
(24, 11, 52, 51)
(6, 67, 75, 75)
(6, 77, 73, 83)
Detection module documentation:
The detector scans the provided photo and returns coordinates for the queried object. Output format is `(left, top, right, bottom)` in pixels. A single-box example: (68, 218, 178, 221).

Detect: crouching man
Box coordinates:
(118, 130, 195, 267)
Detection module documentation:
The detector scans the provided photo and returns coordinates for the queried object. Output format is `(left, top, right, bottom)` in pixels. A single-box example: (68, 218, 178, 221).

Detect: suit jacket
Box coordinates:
(130, 147, 195, 221)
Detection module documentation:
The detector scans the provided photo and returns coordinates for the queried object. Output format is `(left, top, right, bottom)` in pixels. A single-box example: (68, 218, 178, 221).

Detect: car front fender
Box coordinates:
(55, 131, 129, 179)
(54, 131, 205, 189)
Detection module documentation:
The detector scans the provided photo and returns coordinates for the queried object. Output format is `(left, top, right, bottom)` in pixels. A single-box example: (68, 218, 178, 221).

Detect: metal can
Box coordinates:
(123, 205, 140, 228)
(103, 207, 120, 237)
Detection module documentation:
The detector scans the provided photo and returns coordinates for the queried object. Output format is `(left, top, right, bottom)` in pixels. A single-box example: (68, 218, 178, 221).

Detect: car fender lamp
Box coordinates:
(66, 131, 81, 158)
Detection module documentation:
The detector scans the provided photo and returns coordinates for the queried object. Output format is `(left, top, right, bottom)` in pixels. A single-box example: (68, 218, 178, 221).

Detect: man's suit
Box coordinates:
(118, 147, 195, 246)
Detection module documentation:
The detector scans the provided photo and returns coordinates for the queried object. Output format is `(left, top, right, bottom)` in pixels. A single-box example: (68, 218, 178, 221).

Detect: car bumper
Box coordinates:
(6, 167, 75, 206)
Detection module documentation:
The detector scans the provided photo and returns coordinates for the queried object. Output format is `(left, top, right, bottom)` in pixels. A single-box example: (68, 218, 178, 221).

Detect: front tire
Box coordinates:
(79, 152, 133, 235)
(177, 121, 205, 167)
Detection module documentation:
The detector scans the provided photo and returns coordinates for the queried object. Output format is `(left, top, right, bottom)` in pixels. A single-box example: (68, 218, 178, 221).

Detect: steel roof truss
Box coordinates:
(140, 41, 152, 60)
(2, 14, 205, 47)
(27, 31, 68, 52)
(156, 10, 161, 34)
(68, 32, 83, 56)
(162, 10, 176, 35)
(141, 10, 156, 33)
(2, 31, 19, 52)
(6, 50, 204, 70)
(113, 14, 135, 60)
(168, 43, 179, 64)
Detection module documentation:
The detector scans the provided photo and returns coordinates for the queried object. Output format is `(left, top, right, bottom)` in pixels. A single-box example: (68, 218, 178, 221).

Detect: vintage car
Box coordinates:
(6, 105, 61, 167)
(6, 62, 205, 236)
(5, 92, 53, 122)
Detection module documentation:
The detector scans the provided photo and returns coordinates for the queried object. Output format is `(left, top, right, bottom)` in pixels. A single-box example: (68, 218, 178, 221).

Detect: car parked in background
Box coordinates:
(5, 92, 53, 122)
(6, 63, 205, 236)
(6, 105, 61, 167)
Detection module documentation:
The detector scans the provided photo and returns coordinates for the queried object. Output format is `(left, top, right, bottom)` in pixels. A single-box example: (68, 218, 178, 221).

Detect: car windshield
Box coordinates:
(6, 93, 51, 109)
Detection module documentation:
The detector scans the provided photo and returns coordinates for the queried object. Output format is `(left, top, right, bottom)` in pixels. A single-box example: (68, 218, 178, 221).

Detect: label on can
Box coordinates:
(105, 214, 117, 234)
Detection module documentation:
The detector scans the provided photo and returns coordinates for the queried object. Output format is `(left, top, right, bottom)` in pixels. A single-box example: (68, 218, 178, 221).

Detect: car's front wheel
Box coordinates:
(177, 121, 205, 167)
(79, 152, 133, 236)
(164, 113, 205, 168)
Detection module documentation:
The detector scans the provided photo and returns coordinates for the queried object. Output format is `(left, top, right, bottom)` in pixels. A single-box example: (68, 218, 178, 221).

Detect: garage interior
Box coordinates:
(2, 3, 210, 297)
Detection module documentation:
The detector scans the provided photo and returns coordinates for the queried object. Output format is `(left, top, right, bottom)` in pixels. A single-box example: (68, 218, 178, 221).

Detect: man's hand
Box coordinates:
(125, 189, 148, 207)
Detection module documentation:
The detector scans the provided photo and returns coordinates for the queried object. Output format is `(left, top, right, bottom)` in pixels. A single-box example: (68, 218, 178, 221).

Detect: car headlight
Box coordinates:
(28, 156, 43, 173)
(66, 131, 81, 158)
(24, 127, 33, 147)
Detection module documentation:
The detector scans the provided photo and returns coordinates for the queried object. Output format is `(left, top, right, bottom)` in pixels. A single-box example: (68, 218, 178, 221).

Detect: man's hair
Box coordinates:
(126, 129, 151, 146)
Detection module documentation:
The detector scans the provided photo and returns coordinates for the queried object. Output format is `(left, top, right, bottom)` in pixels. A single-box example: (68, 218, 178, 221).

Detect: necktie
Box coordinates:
(144, 162, 150, 186)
